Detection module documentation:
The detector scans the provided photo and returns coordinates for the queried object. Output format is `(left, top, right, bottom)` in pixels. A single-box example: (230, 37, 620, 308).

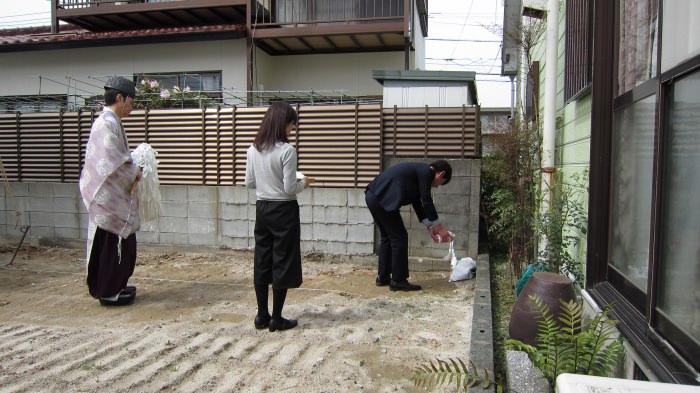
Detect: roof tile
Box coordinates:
(0, 24, 246, 46)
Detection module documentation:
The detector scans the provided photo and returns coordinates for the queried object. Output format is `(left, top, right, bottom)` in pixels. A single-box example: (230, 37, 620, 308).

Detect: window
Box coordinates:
(525, 61, 540, 123)
(661, 0, 700, 72)
(135, 71, 222, 108)
(564, 0, 592, 102)
(656, 69, 700, 368)
(609, 95, 655, 297)
(140, 72, 221, 93)
(588, 0, 700, 381)
(617, 0, 659, 95)
(359, 0, 404, 19)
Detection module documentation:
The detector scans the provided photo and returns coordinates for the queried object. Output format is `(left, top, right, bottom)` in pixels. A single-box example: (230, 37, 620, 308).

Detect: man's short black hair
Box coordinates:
(103, 88, 125, 106)
(430, 160, 452, 185)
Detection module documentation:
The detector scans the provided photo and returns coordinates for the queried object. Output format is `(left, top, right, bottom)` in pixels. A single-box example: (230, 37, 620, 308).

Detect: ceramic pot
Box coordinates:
(509, 272, 575, 345)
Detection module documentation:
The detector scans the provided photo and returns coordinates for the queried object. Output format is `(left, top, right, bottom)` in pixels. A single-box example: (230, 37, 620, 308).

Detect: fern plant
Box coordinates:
(506, 294, 625, 388)
(411, 358, 513, 392)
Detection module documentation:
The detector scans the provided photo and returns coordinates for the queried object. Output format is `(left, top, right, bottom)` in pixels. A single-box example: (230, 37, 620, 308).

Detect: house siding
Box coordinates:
(0, 40, 248, 98)
(254, 51, 405, 97)
(526, 0, 591, 277)
(1, 41, 412, 103)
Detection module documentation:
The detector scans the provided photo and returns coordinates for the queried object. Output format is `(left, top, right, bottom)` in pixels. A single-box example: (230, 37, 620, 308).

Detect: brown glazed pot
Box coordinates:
(509, 272, 575, 346)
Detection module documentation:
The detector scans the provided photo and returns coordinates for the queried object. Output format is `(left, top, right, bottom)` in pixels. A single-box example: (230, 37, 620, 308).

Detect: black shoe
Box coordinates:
(99, 290, 135, 306)
(269, 317, 298, 332)
(123, 286, 136, 295)
(389, 280, 422, 292)
(375, 275, 390, 286)
(254, 314, 271, 330)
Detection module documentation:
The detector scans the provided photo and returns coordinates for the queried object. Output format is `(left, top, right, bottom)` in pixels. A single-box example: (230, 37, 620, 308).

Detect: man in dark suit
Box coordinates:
(364, 160, 454, 291)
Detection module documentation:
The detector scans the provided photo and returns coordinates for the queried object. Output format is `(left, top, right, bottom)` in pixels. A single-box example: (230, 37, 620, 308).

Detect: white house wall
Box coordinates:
(413, 2, 425, 70)
(0, 40, 247, 97)
(253, 50, 405, 96)
(382, 83, 471, 107)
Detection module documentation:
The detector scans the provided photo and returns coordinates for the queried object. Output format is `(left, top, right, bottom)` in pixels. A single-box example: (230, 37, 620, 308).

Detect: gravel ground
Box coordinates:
(0, 245, 474, 393)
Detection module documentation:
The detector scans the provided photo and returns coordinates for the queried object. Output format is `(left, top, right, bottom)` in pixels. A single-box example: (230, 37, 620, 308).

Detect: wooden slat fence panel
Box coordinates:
(0, 113, 20, 181)
(296, 104, 382, 187)
(232, 106, 266, 185)
(0, 104, 479, 187)
(382, 106, 480, 158)
(17, 112, 68, 182)
(124, 108, 209, 185)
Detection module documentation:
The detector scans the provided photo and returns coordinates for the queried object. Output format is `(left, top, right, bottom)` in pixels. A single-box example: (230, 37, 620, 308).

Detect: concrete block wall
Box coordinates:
(385, 158, 481, 260)
(0, 182, 375, 256)
(0, 157, 480, 260)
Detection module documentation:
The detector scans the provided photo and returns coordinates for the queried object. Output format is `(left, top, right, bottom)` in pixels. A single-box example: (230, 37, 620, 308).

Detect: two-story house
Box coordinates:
(0, 0, 428, 111)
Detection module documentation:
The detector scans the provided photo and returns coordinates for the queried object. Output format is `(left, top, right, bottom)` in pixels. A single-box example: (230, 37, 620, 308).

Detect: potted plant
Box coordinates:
(411, 294, 624, 392)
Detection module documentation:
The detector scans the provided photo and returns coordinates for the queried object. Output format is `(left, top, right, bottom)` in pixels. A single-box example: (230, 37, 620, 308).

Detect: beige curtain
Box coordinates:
(617, 0, 658, 95)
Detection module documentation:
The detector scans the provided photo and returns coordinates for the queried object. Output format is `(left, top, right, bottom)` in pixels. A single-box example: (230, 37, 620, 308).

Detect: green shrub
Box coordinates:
(412, 358, 512, 392)
(506, 294, 625, 388)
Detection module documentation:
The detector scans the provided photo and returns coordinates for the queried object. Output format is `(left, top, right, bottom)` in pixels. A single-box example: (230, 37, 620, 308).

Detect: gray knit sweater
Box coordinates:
(245, 142, 307, 200)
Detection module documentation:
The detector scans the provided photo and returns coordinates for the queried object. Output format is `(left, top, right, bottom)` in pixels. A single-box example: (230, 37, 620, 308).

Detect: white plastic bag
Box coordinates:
(450, 257, 477, 282)
(442, 234, 477, 282)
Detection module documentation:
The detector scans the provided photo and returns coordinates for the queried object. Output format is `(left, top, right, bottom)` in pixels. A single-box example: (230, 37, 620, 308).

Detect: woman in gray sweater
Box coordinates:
(245, 101, 313, 332)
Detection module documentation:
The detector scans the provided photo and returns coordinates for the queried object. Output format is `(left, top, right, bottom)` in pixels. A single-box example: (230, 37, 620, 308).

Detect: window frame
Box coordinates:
(587, 0, 700, 382)
(133, 71, 223, 108)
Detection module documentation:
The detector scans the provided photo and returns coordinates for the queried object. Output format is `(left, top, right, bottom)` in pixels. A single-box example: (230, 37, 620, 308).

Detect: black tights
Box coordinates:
(254, 284, 288, 320)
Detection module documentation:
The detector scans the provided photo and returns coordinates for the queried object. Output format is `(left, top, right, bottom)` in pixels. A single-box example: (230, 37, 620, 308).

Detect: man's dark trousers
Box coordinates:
(365, 189, 409, 281)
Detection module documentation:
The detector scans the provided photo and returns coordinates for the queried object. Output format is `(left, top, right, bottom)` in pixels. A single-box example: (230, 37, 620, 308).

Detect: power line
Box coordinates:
(426, 38, 501, 43)
(0, 11, 49, 19)
(448, 0, 473, 60)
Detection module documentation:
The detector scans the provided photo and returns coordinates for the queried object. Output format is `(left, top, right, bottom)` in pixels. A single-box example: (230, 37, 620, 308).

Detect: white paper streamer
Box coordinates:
(131, 143, 161, 224)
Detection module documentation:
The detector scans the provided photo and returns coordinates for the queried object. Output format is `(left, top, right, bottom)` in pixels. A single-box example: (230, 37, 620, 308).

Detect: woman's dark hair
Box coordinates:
(430, 160, 452, 185)
(254, 101, 298, 152)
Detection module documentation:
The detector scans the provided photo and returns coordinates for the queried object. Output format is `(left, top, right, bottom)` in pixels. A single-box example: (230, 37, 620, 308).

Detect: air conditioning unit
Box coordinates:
(556, 374, 700, 393)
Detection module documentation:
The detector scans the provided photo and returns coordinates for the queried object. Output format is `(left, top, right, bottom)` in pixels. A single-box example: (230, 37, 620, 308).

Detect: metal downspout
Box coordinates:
(542, 0, 559, 174)
(540, 0, 560, 254)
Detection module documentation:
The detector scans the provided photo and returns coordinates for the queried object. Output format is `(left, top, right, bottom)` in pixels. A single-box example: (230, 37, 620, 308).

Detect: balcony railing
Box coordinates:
(252, 0, 405, 27)
(57, 0, 177, 9)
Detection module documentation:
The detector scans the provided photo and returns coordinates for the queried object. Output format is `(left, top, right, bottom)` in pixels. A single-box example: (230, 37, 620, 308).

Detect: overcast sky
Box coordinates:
(0, 0, 512, 107)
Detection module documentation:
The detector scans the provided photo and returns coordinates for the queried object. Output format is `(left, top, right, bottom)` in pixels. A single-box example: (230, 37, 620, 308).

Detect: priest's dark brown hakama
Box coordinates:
(87, 227, 137, 299)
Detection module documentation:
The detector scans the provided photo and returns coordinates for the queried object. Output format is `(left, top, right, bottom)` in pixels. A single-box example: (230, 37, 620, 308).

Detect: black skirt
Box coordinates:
(253, 200, 303, 288)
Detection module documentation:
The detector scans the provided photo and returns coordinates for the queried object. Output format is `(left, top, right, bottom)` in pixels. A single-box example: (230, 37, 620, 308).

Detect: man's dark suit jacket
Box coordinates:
(365, 162, 438, 223)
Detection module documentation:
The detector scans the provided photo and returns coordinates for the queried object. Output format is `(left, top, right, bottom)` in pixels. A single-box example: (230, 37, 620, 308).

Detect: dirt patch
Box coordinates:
(0, 245, 474, 392)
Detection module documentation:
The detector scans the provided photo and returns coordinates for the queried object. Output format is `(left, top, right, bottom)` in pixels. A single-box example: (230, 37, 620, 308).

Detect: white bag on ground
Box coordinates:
(443, 234, 477, 282)
(450, 257, 477, 282)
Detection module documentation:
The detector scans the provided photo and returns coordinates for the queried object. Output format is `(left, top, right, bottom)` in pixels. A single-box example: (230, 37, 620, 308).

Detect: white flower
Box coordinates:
(160, 89, 171, 99)
(149, 80, 159, 88)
